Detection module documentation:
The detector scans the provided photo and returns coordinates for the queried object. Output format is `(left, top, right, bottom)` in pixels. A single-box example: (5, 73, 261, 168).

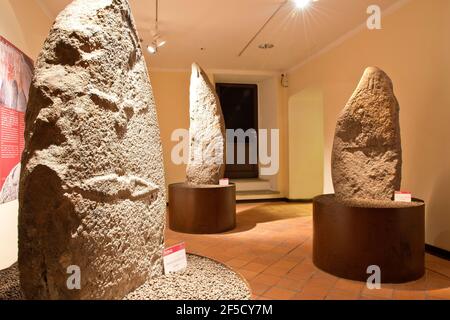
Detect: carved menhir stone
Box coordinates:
(186, 63, 226, 185)
(19, 0, 166, 300)
(332, 67, 402, 201)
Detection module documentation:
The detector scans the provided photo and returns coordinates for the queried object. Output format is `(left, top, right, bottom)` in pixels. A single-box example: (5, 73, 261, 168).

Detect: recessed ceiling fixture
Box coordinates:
(258, 43, 275, 49)
(147, 0, 166, 55)
(238, 0, 319, 57)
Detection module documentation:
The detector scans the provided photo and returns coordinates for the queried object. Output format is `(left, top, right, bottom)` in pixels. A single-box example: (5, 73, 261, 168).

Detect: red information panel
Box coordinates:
(0, 36, 33, 203)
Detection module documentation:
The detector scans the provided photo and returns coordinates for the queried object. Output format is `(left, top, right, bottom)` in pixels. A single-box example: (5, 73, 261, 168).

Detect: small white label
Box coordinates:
(219, 178, 229, 186)
(395, 191, 412, 203)
(163, 243, 187, 274)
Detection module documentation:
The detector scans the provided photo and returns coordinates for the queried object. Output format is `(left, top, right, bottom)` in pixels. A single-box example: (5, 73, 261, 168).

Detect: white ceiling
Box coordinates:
(38, 0, 401, 72)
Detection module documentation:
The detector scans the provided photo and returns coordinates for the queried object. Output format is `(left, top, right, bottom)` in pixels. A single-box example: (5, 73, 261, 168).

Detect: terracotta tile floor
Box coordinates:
(165, 202, 450, 300)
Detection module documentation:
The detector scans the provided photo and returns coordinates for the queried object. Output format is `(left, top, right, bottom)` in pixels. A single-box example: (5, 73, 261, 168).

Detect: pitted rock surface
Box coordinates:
(19, 0, 166, 300)
(124, 255, 251, 300)
(0, 263, 23, 300)
(332, 67, 402, 201)
(186, 63, 226, 185)
(0, 256, 251, 301)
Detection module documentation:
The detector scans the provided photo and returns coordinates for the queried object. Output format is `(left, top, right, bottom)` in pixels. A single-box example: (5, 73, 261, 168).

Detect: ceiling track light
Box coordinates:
(147, 36, 166, 55)
(147, 0, 166, 55)
(238, 0, 318, 57)
(147, 44, 157, 54)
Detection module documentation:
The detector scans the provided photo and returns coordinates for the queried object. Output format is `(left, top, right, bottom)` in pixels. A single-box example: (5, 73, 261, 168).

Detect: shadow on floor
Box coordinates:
(383, 268, 450, 292)
(224, 202, 312, 234)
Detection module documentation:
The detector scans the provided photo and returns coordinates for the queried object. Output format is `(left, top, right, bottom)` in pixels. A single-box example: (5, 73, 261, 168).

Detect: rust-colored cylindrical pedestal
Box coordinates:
(313, 195, 425, 283)
(169, 183, 236, 234)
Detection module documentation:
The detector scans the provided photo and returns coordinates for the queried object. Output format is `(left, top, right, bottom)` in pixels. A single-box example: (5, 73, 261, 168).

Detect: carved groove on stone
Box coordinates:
(79, 174, 159, 202)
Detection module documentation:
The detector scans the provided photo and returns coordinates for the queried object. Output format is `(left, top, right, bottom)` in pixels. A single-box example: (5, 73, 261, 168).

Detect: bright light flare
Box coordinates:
(293, 0, 314, 9)
(157, 39, 166, 48)
(147, 45, 157, 54)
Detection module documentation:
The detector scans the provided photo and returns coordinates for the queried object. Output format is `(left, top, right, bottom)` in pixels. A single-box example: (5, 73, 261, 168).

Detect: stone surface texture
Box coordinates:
(0, 263, 23, 300)
(332, 67, 402, 201)
(124, 255, 251, 300)
(19, 0, 166, 300)
(186, 63, 226, 185)
(0, 256, 251, 301)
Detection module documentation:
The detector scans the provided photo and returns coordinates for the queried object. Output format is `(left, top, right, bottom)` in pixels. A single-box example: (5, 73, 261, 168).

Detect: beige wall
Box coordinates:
(288, 88, 324, 200)
(149, 71, 190, 189)
(0, 201, 18, 269)
(286, 0, 450, 251)
(258, 77, 278, 189)
(0, 0, 52, 60)
(0, 0, 52, 268)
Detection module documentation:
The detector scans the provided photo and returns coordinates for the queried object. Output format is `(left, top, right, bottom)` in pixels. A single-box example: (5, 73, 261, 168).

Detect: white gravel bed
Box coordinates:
(0, 255, 251, 301)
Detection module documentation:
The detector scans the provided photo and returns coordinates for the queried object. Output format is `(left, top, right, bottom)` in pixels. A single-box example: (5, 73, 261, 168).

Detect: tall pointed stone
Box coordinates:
(186, 63, 226, 185)
(19, 0, 166, 300)
(331, 67, 402, 201)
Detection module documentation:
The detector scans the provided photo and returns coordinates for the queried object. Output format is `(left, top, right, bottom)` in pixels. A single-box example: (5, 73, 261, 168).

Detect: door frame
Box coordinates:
(216, 83, 259, 179)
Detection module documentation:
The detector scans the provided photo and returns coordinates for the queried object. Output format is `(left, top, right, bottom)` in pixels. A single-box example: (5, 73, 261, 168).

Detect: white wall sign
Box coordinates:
(163, 242, 187, 275)
(394, 191, 412, 203)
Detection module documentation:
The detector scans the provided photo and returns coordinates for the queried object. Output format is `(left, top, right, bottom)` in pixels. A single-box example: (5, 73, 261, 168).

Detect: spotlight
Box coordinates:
(293, 0, 316, 9)
(157, 39, 166, 48)
(146, 0, 166, 55)
(147, 37, 166, 55)
(147, 44, 157, 54)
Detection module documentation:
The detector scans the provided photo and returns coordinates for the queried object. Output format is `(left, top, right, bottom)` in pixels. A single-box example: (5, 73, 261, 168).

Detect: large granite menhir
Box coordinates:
(19, 0, 166, 300)
(186, 63, 226, 185)
(332, 67, 402, 201)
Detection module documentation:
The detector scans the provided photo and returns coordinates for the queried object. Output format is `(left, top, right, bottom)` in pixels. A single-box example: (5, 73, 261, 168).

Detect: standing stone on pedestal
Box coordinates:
(186, 63, 226, 185)
(19, 0, 166, 300)
(332, 67, 402, 201)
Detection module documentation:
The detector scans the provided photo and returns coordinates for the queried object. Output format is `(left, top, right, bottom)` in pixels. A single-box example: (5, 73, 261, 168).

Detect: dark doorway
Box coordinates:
(216, 83, 259, 179)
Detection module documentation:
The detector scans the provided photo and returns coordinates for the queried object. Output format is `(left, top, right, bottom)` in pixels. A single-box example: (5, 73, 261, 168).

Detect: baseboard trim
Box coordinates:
(236, 197, 314, 204)
(236, 198, 287, 204)
(426, 244, 450, 261)
(285, 198, 314, 203)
